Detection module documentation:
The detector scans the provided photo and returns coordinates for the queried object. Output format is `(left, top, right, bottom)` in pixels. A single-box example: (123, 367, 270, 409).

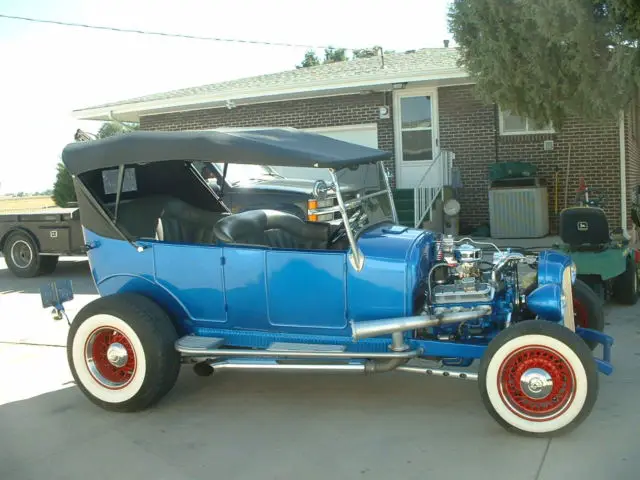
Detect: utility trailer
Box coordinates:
(0, 207, 86, 277)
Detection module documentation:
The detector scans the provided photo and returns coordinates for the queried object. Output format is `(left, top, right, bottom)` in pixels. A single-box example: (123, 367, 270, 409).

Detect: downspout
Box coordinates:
(619, 109, 628, 236)
(494, 104, 500, 163)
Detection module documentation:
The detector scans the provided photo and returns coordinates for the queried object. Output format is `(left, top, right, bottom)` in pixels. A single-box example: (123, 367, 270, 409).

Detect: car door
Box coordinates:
(265, 249, 348, 334)
(221, 246, 348, 336)
(153, 242, 227, 327)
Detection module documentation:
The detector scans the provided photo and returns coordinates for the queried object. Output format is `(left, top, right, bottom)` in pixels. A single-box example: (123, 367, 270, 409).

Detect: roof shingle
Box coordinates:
(76, 47, 462, 112)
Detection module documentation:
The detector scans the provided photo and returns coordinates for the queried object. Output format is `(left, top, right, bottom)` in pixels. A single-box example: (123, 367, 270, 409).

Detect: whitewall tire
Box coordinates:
(479, 320, 598, 437)
(67, 293, 181, 412)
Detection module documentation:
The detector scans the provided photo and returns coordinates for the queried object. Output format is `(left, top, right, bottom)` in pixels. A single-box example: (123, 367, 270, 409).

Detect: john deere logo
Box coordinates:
(577, 221, 589, 231)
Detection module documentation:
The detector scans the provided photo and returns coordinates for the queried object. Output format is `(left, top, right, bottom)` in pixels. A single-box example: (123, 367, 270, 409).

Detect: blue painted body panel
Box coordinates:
(526, 284, 564, 323)
(348, 224, 432, 320)
(527, 249, 574, 324)
(265, 249, 347, 330)
(537, 250, 573, 286)
(81, 223, 613, 375)
(220, 246, 268, 329)
(85, 223, 430, 337)
(153, 243, 227, 326)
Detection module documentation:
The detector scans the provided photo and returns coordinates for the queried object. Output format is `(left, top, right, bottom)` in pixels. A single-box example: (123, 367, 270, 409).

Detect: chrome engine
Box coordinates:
(421, 234, 535, 350)
(431, 235, 495, 309)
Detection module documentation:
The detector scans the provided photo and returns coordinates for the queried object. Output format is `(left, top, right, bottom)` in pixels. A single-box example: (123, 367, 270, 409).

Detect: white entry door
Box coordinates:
(393, 89, 440, 189)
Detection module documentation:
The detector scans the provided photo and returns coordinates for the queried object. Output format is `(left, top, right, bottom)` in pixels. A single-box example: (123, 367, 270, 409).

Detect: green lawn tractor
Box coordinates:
(552, 182, 640, 305)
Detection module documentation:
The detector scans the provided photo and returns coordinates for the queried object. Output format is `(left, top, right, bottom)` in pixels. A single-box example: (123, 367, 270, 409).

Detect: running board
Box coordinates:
(175, 335, 420, 359)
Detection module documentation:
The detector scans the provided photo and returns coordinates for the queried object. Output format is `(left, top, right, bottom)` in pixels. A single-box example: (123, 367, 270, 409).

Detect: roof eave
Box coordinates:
(72, 68, 470, 122)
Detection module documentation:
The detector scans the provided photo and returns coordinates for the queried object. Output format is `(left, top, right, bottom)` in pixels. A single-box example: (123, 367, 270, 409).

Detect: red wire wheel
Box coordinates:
(84, 326, 137, 389)
(498, 345, 576, 421)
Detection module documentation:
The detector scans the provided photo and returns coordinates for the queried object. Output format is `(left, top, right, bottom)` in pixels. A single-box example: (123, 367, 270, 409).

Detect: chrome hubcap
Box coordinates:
(519, 368, 553, 399)
(10, 240, 33, 269)
(106, 343, 129, 368)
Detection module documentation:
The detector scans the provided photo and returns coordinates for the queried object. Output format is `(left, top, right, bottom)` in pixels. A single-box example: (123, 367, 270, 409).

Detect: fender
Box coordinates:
(0, 226, 41, 252)
(95, 273, 194, 336)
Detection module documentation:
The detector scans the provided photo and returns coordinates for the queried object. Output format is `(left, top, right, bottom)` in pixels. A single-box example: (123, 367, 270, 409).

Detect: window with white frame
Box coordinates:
(499, 108, 554, 135)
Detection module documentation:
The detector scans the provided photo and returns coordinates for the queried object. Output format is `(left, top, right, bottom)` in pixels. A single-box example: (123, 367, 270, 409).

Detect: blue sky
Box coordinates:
(0, 0, 453, 194)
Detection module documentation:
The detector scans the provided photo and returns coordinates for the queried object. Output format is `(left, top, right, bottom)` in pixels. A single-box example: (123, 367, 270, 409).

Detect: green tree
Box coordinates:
(296, 50, 321, 69)
(323, 46, 348, 63)
(352, 46, 395, 58)
(297, 45, 395, 68)
(448, 0, 640, 128)
(52, 121, 138, 207)
(52, 162, 76, 208)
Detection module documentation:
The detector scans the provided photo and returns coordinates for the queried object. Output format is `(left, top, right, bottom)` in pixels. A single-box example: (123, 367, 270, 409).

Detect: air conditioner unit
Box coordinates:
(489, 185, 549, 238)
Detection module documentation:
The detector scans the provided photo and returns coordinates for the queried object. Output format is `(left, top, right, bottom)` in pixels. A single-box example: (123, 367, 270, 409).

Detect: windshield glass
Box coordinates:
(334, 162, 394, 236)
(193, 161, 283, 185)
(213, 163, 283, 185)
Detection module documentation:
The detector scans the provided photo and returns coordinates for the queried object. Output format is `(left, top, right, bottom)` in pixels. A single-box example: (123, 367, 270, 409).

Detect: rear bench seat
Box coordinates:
(115, 195, 228, 244)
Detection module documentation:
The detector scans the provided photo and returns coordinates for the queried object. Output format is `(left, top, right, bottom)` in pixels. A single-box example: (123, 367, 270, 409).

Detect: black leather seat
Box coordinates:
(114, 195, 174, 239)
(213, 209, 330, 250)
(559, 206, 610, 251)
(155, 198, 229, 244)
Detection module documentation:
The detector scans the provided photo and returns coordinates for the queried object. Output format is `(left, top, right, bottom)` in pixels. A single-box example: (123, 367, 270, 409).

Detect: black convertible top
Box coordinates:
(61, 128, 391, 175)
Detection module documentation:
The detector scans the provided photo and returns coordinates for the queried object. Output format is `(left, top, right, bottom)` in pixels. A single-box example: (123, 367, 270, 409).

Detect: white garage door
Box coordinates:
(272, 124, 379, 181)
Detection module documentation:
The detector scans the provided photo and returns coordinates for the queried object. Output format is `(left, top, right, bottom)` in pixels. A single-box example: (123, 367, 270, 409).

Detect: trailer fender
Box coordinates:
(0, 226, 41, 253)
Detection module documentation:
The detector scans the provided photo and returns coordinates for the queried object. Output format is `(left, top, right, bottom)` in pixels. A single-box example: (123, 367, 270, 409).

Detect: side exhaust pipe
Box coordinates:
(350, 306, 492, 341)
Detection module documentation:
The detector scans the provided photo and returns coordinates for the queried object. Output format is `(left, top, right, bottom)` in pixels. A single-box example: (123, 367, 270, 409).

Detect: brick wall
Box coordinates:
(140, 93, 397, 184)
(438, 84, 622, 233)
(438, 85, 497, 232)
(141, 85, 625, 235)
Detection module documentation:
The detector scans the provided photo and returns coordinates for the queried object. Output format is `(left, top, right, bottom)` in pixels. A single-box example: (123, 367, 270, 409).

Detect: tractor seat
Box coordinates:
(213, 209, 330, 250)
(155, 198, 229, 244)
(559, 206, 610, 251)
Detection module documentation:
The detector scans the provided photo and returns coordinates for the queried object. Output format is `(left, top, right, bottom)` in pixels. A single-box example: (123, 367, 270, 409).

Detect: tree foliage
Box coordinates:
(52, 121, 138, 207)
(296, 45, 396, 68)
(449, 0, 640, 128)
(297, 50, 321, 68)
(52, 161, 77, 208)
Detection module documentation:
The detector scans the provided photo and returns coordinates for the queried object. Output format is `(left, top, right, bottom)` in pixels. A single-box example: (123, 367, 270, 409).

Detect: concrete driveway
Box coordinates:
(0, 256, 639, 480)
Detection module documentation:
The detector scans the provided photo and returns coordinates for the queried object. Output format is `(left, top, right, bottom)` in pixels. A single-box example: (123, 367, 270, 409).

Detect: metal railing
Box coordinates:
(414, 150, 454, 228)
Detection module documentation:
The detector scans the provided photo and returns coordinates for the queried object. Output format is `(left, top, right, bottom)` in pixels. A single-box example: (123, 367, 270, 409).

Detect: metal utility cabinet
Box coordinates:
(488, 175, 549, 239)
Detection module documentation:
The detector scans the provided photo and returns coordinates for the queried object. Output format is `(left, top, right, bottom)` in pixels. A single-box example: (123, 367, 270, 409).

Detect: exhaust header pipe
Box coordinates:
(350, 306, 492, 341)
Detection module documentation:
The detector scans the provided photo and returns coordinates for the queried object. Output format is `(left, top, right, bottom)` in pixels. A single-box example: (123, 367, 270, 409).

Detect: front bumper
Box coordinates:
(576, 327, 614, 375)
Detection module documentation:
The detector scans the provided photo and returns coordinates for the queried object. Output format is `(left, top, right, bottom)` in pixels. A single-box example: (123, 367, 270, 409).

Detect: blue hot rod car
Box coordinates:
(50, 128, 613, 437)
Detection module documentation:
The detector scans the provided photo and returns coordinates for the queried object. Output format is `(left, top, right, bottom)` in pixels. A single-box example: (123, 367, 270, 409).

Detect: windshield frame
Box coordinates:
(327, 161, 398, 271)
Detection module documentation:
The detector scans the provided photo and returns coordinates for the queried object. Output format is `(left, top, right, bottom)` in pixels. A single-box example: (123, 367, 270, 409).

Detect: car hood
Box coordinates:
(357, 223, 432, 261)
(232, 177, 358, 195)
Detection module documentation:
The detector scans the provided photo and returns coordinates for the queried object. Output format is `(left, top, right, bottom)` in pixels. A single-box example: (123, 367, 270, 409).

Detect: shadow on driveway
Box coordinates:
(0, 257, 96, 296)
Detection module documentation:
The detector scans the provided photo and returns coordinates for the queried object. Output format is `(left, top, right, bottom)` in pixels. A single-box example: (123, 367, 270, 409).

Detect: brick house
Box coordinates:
(73, 48, 640, 237)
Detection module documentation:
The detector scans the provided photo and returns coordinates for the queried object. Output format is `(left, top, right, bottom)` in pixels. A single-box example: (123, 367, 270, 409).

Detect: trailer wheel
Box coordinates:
(612, 254, 638, 305)
(479, 320, 598, 437)
(67, 293, 181, 412)
(2, 230, 44, 278)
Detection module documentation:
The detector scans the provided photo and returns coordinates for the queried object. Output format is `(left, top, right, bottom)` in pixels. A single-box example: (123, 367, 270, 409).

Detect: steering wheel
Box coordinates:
(327, 219, 347, 246)
(327, 210, 368, 247)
